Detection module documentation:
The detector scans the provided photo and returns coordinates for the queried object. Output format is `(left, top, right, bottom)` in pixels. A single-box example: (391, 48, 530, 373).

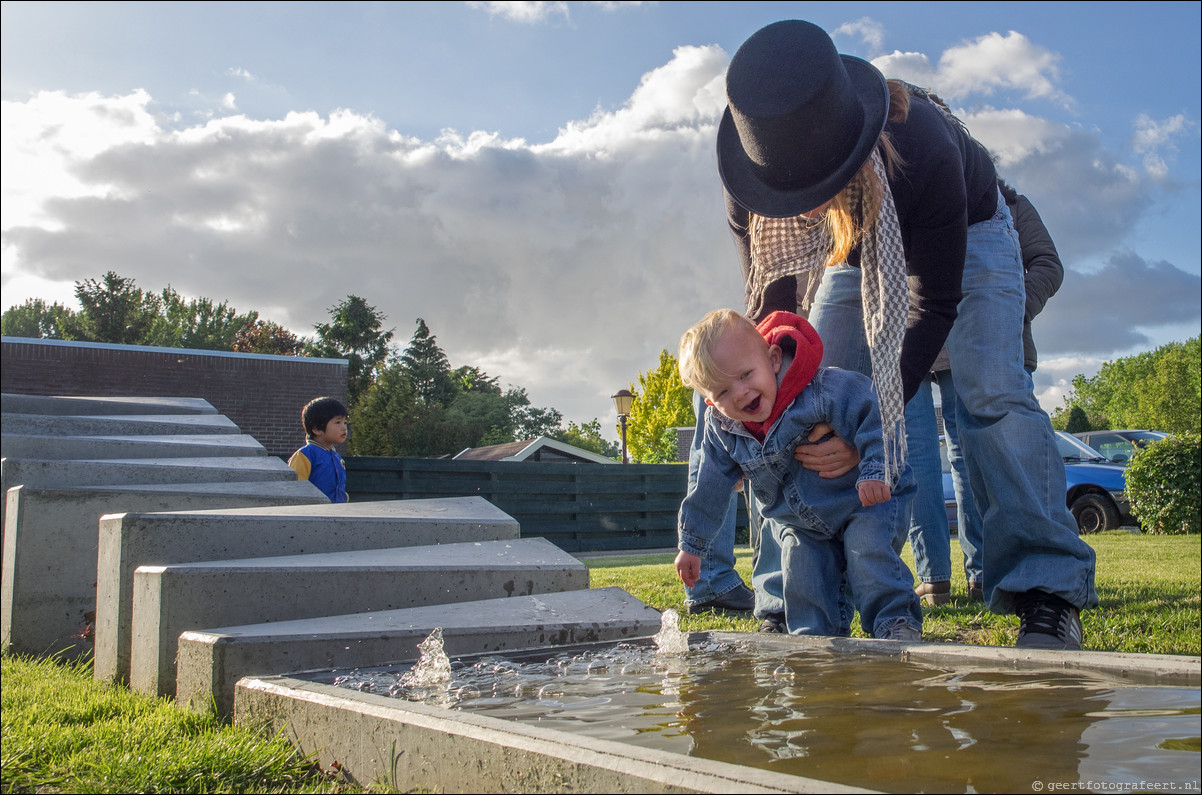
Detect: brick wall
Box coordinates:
(1, 337, 347, 457)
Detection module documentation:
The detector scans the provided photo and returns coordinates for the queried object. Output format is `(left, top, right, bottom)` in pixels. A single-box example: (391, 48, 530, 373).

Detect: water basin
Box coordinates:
(315, 632, 1200, 793)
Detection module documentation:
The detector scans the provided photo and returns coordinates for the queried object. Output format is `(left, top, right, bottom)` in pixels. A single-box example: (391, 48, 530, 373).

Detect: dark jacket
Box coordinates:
(728, 91, 999, 402)
(1008, 193, 1064, 371)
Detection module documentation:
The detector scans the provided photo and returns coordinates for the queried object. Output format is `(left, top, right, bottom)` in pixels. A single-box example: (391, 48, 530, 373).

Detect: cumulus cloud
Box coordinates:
(1031, 251, 1201, 357)
(1132, 113, 1196, 178)
(833, 17, 886, 54)
(1, 46, 736, 425)
(873, 31, 1067, 105)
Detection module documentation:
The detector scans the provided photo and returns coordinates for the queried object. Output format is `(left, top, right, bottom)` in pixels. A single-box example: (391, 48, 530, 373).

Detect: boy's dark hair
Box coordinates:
(301, 396, 348, 437)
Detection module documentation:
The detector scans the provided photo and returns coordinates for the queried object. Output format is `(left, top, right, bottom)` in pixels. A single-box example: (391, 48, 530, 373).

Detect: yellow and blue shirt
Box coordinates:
(288, 441, 348, 503)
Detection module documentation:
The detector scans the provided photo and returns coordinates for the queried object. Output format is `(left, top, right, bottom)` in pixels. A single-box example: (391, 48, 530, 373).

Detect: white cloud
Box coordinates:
(834, 17, 886, 54)
(1132, 113, 1196, 178)
(873, 31, 1067, 105)
(464, 1, 571, 23)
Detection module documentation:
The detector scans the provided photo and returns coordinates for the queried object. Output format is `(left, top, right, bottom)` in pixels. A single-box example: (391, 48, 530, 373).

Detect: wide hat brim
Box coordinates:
(717, 55, 888, 219)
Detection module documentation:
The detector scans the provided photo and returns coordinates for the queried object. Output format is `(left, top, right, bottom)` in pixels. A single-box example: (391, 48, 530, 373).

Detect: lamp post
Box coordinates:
(612, 389, 634, 464)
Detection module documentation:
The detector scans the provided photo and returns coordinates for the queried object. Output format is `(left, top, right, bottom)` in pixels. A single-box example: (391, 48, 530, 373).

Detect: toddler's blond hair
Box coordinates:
(678, 309, 763, 393)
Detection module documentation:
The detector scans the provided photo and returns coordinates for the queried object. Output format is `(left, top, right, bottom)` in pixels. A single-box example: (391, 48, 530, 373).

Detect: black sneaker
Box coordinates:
(1015, 590, 1083, 650)
(686, 583, 755, 614)
(757, 617, 785, 634)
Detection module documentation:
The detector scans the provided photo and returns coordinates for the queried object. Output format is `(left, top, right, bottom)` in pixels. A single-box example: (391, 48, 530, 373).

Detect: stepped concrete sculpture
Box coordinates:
(94, 497, 521, 684)
(2, 413, 241, 437)
(177, 587, 663, 717)
(130, 537, 588, 697)
(1, 481, 326, 659)
(0, 394, 217, 416)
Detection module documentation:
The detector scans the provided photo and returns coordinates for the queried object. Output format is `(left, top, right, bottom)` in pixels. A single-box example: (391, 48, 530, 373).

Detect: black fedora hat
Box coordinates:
(717, 20, 889, 218)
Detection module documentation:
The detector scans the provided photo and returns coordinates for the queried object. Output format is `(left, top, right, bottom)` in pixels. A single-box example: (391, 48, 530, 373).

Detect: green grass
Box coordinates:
(0, 652, 362, 794)
(586, 531, 1202, 655)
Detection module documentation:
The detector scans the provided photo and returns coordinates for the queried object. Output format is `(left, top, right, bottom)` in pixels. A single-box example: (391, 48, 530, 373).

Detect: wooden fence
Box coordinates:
(345, 458, 748, 553)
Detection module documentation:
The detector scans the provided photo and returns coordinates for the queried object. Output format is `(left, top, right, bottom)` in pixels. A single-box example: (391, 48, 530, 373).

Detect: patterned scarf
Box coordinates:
(745, 149, 909, 484)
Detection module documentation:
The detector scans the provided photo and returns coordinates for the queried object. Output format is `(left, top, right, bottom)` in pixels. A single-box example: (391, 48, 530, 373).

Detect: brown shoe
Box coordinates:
(968, 582, 985, 602)
(914, 580, 951, 606)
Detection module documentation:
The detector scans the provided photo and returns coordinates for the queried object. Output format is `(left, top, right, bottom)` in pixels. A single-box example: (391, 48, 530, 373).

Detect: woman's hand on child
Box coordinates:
(794, 421, 860, 478)
(857, 479, 891, 507)
(675, 551, 701, 587)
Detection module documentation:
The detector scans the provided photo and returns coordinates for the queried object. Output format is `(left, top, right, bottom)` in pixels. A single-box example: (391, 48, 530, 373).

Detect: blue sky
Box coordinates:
(2, 1, 1199, 434)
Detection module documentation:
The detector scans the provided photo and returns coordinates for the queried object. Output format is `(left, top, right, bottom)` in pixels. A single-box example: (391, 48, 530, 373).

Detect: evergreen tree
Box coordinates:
(70, 271, 162, 344)
(398, 318, 456, 407)
(311, 296, 394, 407)
(1064, 406, 1092, 434)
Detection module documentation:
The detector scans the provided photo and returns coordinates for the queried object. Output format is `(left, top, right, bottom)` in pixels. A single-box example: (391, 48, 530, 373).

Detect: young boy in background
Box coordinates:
(288, 396, 349, 503)
(676, 309, 921, 640)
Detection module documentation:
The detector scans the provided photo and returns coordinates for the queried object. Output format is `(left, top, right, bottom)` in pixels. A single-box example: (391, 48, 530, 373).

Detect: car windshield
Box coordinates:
(1055, 432, 1110, 463)
(1124, 430, 1168, 446)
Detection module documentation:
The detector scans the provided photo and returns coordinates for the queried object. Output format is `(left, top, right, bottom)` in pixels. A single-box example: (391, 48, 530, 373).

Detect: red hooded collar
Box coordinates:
(741, 311, 824, 442)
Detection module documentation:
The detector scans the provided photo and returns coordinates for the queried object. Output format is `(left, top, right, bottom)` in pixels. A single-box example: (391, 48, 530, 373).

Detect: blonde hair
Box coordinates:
(816, 79, 911, 269)
(678, 309, 762, 392)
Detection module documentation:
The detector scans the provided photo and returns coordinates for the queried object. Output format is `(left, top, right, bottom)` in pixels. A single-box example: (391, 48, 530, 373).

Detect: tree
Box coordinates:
(626, 350, 696, 463)
(143, 287, 257, 351)
(1, 298, 76, 339)
(551, 419, 620, 459)
(398, 318, 456, 407)
(310, 296, 394, 407)
(1064, 406, 1092, 434)
(232, 318, 306, 356)
(69, 271, 161, 344)
(1051, 338, 1200, 435)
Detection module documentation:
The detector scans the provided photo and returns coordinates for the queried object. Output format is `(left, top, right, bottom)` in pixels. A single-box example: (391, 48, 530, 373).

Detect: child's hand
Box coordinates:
(675, 551, 701, 587)
(858, 479, 890, 507)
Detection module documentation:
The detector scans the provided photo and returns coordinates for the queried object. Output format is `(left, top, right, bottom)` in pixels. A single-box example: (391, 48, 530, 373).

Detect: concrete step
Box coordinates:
(1, 481, 327, 659)
(3, 413, 241, 437)
(130, 537, 588, 697)
(1, 433, 268, 460)
(1, 456, 301, 558)
(0, 394, 217, 416)
(2, 455, 298, 495)
(176, 586, 662, 717)
(94, 496, 521, 684)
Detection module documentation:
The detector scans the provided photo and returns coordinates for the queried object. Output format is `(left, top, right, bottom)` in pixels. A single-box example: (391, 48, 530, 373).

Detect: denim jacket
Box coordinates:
(678, 367, 910, 558)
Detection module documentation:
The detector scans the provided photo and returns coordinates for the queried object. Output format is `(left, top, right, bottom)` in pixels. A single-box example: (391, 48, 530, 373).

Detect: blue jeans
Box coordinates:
(810, 202, 1098, 614)
(905, 376, 951, 583)
(777, 483, 922, 637)
(906, 370, 983, 585)
(683, 390, 748, 608)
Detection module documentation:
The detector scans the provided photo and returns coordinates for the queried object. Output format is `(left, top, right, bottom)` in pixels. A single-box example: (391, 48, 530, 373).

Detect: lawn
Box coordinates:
(586, 530, 1202, 655)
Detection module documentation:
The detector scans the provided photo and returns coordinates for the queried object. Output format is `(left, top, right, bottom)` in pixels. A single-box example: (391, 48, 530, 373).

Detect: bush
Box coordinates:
(1125, 433, 1201, 534)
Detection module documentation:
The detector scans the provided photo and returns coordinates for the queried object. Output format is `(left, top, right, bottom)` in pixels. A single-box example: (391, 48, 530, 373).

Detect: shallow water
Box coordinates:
(330, 633, 1200, 793)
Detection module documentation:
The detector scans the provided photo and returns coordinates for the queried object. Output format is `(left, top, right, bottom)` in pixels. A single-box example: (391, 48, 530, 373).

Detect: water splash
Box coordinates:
(400, 627, 453, 689)
(653, 608, 690, 657)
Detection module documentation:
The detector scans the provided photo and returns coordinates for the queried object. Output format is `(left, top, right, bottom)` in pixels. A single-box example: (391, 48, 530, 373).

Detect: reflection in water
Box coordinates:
(330, 638, 1199, 793)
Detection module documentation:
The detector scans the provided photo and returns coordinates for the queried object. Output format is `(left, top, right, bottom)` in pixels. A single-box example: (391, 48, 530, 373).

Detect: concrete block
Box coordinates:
(177, 586, 662, 717)
(1, 482, 326, 659)
(2, 413, 240, 437)
(130, 537, 587, 697)
(1, 394, 217, 416)
(0, 433, 267, 460)
(1, 456, 299, 540)
(94, 497, 520, 684)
